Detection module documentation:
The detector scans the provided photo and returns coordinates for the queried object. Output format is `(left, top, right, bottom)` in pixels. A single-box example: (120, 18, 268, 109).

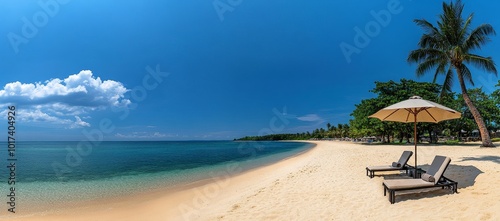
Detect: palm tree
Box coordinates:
(326, 123, 332, 138)
(408, 0, 497, 147)
(337, 124, 344, 137)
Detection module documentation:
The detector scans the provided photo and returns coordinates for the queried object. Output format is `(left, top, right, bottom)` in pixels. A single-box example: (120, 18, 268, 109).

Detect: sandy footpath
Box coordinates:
(4, 141, 500, 221)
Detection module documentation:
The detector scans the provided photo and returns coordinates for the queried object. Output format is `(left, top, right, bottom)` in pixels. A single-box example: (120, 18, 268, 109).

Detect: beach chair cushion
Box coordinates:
(391, 162, 401, 168)
(383, 178, 435, 189)
(421, 173, 435, 182)
(367, 165, 398, 171)
(397, 151, 413, 166)
(425, 156, 451, 184)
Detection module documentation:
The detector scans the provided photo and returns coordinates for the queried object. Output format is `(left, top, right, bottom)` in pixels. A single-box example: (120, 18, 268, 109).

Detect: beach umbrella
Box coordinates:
(369, 96, 461, 178)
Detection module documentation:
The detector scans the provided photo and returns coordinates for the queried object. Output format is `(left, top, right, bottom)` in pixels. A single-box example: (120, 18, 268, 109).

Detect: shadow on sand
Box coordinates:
(382, 164, 483, 203)
(459, 155, 500, 164)
(358, 142, 482, 147)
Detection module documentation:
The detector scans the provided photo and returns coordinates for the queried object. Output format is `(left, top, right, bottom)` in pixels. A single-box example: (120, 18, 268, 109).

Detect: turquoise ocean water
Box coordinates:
(0, 141, 313, 212)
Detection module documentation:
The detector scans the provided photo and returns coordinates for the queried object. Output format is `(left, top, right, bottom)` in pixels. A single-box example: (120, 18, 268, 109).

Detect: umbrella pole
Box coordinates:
(414, 114, 417, 178)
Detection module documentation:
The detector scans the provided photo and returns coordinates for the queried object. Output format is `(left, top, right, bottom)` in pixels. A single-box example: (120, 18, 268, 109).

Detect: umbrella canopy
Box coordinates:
(369, 96, 461, 177)
(369, 96, 461, 123)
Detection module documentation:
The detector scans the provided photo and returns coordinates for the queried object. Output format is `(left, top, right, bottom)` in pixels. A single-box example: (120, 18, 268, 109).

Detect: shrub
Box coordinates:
(444, 140, 460, 145)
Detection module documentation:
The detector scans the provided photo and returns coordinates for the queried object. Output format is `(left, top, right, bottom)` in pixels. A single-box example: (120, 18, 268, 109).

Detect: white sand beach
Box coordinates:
(6, 141, 500, 221)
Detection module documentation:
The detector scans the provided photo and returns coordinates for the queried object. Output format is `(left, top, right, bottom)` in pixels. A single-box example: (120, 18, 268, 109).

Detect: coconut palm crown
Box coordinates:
(408, 0, 497, 147)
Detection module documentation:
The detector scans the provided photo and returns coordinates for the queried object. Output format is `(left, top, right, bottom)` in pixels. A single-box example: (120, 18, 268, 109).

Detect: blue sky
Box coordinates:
(1, 0, 499, 141)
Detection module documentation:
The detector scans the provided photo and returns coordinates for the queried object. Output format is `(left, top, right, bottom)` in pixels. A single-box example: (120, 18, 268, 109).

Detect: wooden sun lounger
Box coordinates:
(366, 151, 413, 178)
(382, 155, 458, 204)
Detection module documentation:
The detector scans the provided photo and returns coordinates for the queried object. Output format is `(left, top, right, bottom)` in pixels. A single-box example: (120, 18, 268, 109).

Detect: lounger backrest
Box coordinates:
(397, 151, 413, 166)
(426, 155, 451, 184)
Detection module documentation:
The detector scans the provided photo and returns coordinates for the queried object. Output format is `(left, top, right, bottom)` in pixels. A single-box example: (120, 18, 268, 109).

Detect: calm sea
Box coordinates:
(0, 141, 313, 211)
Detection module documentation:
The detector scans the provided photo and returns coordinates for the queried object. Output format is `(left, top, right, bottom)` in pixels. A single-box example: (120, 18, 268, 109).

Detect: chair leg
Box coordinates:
(391, 191, 395, 204)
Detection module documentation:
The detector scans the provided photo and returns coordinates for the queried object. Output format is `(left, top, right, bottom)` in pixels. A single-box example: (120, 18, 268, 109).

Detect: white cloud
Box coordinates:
(0, 108, 90, 129)
(18, 109, 68, 123)
(0, 70, 130, 129)
(0, 70, 130, 107)
(297, 114, 322, 122)
(72, 116, 91, 128)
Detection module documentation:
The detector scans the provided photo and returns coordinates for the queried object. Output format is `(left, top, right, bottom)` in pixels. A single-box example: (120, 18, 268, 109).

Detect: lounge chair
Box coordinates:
(382, 155, 458, 204)
(366, 151, 413, 178)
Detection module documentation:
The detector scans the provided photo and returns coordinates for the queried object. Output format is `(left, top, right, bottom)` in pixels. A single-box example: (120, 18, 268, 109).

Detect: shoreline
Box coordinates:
(4, 140, 500, 220)
(3, 141, 317, 221)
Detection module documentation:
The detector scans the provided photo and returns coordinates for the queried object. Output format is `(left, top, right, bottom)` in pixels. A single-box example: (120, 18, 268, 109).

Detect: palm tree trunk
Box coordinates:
(456, 68, 495, 147)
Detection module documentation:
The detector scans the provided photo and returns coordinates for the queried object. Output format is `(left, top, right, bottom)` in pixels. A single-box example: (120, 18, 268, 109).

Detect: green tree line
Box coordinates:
(236, 123, 350, 141)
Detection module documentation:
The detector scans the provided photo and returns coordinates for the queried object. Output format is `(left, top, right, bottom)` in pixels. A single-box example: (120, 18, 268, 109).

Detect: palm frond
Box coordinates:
(433, 62, 448, 83)
(414, 19, 446, 49)
(440, 0, 465, 45)
(459, 64, 474, 86)
(416, 58, 443, 77)
(419, 34, 442, 49)
(464, 54, 498, 75)
(440, 67, 454, 98)
(463, 24, 496, 51)
(414, 19, 440, 35)
(460, 13, 473, 41)
(407, 48, 446, 63)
